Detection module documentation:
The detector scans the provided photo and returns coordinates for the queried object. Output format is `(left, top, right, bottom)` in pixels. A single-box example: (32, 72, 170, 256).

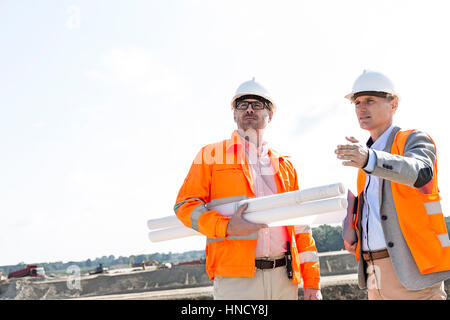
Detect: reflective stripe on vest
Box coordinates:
(299, 250, 319, 264)
(206, 232, 258, 245)
(174, 197, 205, 213)
(190, 204, 207, 232)
(424, 200, 450, 247)
(291, 234, 297, 248)
(438, 234, 450, 247)
(294, 225, 312, 234)
(424, 201, 442, 215)
(174, 197, 207, 232)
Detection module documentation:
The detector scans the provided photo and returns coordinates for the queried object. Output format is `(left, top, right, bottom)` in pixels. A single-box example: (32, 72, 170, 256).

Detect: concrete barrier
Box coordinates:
(318, 251, 358, 276)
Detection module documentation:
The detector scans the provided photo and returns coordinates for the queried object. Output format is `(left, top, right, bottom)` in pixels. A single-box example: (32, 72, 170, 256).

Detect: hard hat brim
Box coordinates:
(345, 91, 400, 101)
(344, 92, 354, 100)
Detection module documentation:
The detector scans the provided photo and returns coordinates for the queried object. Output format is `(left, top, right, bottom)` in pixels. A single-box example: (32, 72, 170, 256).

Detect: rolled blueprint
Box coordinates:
(148, 197, 347, 242)
(148, 225, 200, 242)
(147, 183, 345, 230)
(269, 209, 347, 227)
(147, 216, 184, 230)
(243, 197, 347, 224)
(231, 182, 345, 215)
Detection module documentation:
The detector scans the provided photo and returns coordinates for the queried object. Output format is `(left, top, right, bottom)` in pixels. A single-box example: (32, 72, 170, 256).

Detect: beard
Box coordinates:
(236, 113, 269, 131)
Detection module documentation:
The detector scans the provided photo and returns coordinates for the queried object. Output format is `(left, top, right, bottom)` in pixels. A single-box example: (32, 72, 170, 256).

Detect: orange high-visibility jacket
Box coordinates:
(354, 129, 450, 274)
(174, 131, 320, 289)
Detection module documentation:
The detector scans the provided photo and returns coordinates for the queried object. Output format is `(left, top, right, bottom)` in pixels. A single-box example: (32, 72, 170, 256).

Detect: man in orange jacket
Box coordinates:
(174, 78, 322, 300)
(337, 70, 450, 299)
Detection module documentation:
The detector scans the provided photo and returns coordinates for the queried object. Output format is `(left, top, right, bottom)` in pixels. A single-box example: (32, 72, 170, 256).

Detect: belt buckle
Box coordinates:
(272, 259, 276, 270)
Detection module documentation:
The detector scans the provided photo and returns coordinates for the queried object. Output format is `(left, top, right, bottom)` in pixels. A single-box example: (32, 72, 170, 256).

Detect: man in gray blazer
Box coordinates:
(336, 70, 450, 299)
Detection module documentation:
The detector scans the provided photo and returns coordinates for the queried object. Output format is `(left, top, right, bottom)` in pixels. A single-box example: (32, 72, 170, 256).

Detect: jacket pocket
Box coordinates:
(211, 166, 248, 199)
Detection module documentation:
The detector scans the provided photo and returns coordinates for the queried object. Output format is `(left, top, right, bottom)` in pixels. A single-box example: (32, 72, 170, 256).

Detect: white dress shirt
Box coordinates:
(361, 125, 395, 252)
(238, 132, 289, 258)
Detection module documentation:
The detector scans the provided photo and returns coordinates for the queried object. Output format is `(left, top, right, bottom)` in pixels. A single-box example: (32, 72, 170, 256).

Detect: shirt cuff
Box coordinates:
(216, 216, 230, 238)
(363, 148, 376, 173)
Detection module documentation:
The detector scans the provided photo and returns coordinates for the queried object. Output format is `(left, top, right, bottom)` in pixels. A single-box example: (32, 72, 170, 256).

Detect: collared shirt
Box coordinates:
(238, 132, 289, 259)
(361, 124, 395, 251)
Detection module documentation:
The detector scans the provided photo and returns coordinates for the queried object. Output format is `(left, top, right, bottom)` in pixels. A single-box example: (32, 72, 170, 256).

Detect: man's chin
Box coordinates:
(239, 126, 259, 133)
(359, 123, 371, 130)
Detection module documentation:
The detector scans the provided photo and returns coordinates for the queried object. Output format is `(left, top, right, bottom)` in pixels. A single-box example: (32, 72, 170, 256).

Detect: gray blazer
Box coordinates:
(345, 126, 450, 290)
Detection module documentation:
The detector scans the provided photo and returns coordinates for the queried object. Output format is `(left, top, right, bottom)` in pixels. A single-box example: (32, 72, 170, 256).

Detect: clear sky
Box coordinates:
(1, 0, 450, 266)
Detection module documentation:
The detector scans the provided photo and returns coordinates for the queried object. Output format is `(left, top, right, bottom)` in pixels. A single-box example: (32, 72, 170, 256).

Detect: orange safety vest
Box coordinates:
(175, 131, 320, 288)
(354, 129, 450, 274)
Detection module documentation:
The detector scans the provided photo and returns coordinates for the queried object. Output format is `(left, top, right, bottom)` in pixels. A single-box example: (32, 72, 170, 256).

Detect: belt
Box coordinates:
(255, 257, 286, 270)
(362, 249, 389, 262)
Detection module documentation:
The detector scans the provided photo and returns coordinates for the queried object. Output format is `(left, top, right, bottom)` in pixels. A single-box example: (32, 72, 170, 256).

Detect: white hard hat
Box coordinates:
(231, 77, 277, 111)
(345, 70, 399, 101)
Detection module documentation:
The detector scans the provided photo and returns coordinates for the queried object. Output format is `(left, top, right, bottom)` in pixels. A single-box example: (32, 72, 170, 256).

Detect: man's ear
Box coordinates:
(391, 97, 399, 113)
(233, 109, 237, 123)
(268, 110, 274, 122)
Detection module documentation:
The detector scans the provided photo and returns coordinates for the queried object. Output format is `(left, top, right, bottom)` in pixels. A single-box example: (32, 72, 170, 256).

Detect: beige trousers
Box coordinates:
(213, 266, 298, 300)
(366, 257, 447, 300)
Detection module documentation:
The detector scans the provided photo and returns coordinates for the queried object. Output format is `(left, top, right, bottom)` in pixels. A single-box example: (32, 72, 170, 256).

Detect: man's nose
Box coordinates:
(246, 104, 255, 113)
(355, 103, 367, 111)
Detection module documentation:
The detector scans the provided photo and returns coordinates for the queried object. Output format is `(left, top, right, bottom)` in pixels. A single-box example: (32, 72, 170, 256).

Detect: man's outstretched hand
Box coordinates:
(335, 136, 369, 168)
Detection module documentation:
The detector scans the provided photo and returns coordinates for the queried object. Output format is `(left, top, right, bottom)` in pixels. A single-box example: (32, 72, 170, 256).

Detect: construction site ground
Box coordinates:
(1, 251, 448, 300)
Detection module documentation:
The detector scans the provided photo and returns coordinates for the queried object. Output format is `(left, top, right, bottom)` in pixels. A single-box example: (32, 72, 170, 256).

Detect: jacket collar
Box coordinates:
(226, 130, 285, 160)
(225, 130, 288, 194)
(366, 125, 400, 150)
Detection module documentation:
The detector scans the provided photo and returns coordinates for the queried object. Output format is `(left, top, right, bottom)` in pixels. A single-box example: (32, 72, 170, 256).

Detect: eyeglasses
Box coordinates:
(235, 100, 269, 111)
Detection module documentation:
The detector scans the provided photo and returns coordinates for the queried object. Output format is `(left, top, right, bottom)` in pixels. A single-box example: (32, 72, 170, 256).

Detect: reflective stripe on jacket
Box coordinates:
(174, 130, 320, 288)
(354, 129, 450, 274)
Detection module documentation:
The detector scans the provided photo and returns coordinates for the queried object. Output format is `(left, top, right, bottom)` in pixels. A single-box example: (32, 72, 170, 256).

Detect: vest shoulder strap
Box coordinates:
(391, 129, 416, 156)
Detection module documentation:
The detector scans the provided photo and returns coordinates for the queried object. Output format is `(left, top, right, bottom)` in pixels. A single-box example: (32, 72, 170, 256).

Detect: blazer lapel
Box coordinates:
(379, 126, 402, 207)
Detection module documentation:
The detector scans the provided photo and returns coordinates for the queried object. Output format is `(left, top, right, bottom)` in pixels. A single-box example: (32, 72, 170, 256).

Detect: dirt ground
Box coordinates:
(1, 251, 448, 300)
(0, 265, 213, 300)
